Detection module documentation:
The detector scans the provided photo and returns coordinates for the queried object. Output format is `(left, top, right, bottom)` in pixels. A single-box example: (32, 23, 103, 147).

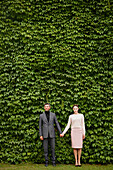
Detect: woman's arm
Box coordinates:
(62, 116, 71, 135)
(82, 114, 85, 139)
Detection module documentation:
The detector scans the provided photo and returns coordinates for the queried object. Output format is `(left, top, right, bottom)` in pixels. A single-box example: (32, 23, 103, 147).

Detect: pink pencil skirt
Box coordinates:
(71, 127, 83, 148)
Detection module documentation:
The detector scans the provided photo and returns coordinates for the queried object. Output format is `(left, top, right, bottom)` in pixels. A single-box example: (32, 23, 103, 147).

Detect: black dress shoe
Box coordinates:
(45, 163, 48, 167)
(52, 163, 56, 166)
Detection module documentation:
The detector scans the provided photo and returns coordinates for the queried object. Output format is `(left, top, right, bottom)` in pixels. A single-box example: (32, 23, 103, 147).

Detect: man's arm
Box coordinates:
(39, 115, 43, 140)
(54, 114, 62, 134)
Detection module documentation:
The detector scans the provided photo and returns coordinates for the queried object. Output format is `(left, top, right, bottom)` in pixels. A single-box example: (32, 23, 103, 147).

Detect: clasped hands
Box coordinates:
(60, 133, 64, 137)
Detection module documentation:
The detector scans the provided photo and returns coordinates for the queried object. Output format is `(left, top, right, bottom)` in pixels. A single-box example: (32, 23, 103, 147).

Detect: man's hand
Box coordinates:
(40, 136, 43, 140)
(60, 133, 64, 137)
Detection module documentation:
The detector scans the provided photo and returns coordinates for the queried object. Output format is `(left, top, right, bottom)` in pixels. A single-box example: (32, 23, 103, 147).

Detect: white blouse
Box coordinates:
(63, 113, 85, 136)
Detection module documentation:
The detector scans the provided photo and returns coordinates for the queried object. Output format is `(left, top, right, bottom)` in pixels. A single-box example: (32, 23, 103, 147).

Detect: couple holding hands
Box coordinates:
(39, 103, 85, 167)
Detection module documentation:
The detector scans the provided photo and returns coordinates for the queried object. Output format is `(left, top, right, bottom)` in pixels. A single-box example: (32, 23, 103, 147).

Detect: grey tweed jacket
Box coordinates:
(39, 112, 62, 138)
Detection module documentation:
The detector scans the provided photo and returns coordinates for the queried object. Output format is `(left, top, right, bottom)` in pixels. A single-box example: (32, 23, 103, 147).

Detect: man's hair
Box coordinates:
(44, 103, 51, 107)
(73, 104, 79, 108)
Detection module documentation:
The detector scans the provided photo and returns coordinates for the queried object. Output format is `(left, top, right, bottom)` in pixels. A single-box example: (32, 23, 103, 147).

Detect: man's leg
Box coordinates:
(50, 138, 56, 165)
(43, 138, 49, 166)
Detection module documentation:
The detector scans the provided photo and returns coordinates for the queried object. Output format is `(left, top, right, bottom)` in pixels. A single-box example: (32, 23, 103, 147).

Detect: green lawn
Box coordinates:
(0, 163, 113, 170)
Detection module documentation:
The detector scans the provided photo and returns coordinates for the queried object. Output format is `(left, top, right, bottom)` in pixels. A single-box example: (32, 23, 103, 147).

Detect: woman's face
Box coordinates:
(73, 106, 79, 113)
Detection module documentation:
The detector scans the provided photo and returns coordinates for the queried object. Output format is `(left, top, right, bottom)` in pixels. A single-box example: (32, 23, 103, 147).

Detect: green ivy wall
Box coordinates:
(0, 0, 113, 164)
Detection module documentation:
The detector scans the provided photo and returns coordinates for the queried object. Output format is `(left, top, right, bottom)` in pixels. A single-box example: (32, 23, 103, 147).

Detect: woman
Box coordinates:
(60, 104, 85, 167)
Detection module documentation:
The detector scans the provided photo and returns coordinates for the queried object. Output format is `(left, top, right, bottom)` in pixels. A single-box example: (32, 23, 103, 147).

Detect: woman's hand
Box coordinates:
(60, 133, 64, 137)
(83, 135, 85, 139)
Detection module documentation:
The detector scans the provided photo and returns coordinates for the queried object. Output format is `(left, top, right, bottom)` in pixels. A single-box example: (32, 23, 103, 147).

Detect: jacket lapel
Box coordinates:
(43, 112, 48, 123)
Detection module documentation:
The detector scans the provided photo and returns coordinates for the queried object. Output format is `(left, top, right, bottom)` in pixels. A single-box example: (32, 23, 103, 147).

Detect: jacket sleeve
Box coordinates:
(39, 115, 43, 136)
(82, 114, 85, 136)
(54, 114, 62, 134)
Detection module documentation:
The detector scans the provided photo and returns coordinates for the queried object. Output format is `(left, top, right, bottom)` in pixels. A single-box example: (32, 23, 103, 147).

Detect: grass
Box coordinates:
(0, 163, 113, 170)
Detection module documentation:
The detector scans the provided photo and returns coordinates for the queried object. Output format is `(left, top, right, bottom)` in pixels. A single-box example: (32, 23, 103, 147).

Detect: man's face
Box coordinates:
(44, 104, 51, 111)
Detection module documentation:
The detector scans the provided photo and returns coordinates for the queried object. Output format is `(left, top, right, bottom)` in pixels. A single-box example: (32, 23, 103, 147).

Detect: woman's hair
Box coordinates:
(73, 104, 79, 108)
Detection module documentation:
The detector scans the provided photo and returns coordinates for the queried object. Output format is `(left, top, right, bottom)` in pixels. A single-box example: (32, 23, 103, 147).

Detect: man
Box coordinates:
(39, 103, 62, 167)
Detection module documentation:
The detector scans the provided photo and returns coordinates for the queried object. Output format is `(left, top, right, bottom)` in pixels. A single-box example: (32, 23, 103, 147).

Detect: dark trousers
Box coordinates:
(43, 138, 55, 164)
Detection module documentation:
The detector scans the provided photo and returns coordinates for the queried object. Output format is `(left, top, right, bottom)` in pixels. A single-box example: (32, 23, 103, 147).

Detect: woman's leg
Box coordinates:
(78, 148, 82, 165)
(73, 149, 78, 165)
